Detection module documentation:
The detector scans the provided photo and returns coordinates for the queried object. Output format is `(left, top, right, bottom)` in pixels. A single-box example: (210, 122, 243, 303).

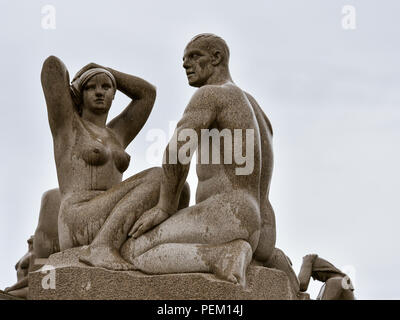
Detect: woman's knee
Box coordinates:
(33, 230, 59, 258)
(178, 182, 190, 210)
(34, 188, 61, 256)
(141, 167, 163, 181)
(38, 188, 61, 228)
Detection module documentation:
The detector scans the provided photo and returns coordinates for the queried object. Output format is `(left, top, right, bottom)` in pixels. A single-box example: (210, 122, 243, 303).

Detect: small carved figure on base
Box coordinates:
(298, 254, 355, 300)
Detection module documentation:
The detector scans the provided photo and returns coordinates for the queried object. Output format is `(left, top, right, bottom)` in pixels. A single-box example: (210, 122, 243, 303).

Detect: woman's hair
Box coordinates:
(70, 68, 116, 116)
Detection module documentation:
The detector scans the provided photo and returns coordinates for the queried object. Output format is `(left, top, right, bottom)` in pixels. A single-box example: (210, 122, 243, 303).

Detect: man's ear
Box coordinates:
(211, 50, 222, 66)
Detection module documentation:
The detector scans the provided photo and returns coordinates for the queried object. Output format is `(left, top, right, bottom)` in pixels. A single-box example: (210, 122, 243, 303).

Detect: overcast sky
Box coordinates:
(0, 0, 399, 299)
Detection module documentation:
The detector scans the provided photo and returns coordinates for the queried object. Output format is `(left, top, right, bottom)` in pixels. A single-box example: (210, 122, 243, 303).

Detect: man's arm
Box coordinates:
(129, 86, 219, 239)
(157, 86, 218, 214)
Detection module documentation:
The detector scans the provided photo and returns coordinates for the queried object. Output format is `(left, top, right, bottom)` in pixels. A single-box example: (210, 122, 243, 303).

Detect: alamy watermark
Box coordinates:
(342, 5, 356, 30)
(146, 122, 255, 175)
(41, 5, 56, 30)
(340, 264, 356, 290)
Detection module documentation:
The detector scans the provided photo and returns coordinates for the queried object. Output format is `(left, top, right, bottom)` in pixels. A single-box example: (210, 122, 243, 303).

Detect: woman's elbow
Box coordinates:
(41, 56, 66, 79)
(42, 55, 61, 70)
(140, 85, 156, 109)
(147, 84, 157, 103)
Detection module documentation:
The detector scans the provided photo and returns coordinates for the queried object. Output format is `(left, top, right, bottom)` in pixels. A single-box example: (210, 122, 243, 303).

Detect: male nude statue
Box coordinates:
(80, 34, 299, 291)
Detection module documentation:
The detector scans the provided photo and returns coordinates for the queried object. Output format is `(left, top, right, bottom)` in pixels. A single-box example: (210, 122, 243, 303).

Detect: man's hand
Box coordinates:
(129, 207, 169, 239)
(72, 62, 107, 82)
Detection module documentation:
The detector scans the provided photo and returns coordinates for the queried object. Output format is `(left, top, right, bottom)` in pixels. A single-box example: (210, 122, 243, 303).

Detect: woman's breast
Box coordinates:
(112, 150, 131, 173)
(67, 136, 130, 192)
(77, 136, 130, 174)
(81, 145, 108, 166)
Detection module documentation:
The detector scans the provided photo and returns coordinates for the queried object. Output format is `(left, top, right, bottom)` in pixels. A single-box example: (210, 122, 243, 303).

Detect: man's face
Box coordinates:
(182, 42, 214, 87)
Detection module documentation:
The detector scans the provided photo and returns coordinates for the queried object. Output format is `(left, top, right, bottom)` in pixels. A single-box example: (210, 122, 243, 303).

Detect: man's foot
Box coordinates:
(210, 240, 252, 287)
(79, 245, 136, 271)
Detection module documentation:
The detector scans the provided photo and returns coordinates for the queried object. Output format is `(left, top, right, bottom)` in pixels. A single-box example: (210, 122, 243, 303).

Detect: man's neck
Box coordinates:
(205, 68, 233, 86)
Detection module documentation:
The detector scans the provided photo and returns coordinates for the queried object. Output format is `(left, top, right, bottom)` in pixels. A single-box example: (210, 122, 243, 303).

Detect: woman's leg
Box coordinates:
(78, 177, 161, 270)
(33, 188, 61, 258)
(78, 169, 190, 270)
(58, 167, 162, 250)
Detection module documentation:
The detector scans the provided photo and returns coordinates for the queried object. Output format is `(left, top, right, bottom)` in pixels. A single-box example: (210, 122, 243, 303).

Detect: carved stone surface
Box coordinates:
(5, 33, 308, 300)
(298, 254, 355, 300)
(28, 247, 302, 300)
(0, 290, 25, 300)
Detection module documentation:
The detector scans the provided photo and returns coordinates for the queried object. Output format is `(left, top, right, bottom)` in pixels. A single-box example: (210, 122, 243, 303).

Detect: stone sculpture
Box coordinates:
(5, 34, 307, 299)
(298, 254, 355, 300)
(4, 236, 35, 299)
(78, 34, 299, 292)
(38, 56, 190, 270)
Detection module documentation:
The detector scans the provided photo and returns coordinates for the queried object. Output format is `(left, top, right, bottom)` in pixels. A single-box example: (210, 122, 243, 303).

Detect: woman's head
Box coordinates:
(71, 68, 116, 116)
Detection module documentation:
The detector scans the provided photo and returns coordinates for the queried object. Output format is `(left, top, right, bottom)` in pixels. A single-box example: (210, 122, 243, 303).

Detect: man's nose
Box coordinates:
(182, 58, 190, 69)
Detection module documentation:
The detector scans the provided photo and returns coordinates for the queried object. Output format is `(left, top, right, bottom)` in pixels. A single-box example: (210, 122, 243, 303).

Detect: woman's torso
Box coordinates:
(54, 112, 130, 200)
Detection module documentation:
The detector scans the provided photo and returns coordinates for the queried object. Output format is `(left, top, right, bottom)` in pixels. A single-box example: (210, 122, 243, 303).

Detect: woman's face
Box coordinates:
(82, 74, 115, 115)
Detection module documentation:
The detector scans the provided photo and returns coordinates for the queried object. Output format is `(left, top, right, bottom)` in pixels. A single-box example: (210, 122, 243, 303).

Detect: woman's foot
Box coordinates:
(79, 245, 136, 271)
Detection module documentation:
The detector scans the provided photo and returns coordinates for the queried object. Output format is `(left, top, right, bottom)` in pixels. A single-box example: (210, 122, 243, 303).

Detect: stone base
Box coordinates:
(28, 247, 303, 300)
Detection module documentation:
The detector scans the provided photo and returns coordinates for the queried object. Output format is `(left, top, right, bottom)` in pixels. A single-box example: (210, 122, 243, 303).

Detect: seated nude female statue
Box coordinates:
(38, 56, 189, 269)
(79, 34, 300, 291)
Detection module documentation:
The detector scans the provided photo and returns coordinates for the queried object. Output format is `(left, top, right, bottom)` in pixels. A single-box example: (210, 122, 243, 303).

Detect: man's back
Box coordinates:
(195, 83, 262, 204)
(244, 92, 277, 261)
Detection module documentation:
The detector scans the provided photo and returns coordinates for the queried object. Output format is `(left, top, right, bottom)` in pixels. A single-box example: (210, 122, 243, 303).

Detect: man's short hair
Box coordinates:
(187, 33, 230, 66)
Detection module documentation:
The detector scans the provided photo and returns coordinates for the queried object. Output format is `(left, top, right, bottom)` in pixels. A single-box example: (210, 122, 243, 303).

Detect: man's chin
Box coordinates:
(187, 79, 202, 88)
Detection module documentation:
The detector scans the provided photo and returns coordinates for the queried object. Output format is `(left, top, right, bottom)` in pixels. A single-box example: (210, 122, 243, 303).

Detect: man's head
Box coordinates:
(183, 33, 230, 87)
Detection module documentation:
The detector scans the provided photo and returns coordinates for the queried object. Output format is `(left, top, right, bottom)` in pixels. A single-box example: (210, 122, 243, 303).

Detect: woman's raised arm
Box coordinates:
(106, 68, 156, 148)
(41, 56, 75, 137)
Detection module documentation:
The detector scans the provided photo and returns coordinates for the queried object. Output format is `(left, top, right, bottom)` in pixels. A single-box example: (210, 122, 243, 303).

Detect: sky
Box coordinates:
(0, 0, 399, 299)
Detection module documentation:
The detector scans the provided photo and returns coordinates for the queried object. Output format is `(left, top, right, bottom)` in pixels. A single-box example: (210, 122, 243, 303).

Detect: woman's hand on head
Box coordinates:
(72, 63, 107, 82)
(128, 207, 169, 239)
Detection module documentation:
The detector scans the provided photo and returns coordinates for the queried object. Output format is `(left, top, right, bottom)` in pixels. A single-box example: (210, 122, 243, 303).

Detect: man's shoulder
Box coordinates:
(193, 83, 242, 100)
(195, 84, 227, 94)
